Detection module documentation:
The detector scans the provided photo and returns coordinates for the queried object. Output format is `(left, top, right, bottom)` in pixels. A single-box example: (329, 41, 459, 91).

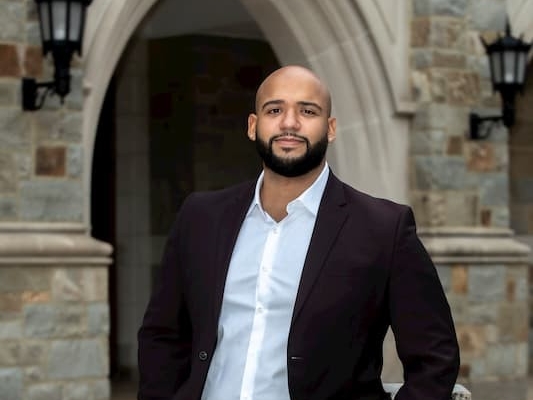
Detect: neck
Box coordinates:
(260, 162, 325, 222)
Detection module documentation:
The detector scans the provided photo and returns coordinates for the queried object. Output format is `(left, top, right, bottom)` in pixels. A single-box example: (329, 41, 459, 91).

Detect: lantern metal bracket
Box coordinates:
(22, 78, 59, 111)
(469, 112, 503, 140)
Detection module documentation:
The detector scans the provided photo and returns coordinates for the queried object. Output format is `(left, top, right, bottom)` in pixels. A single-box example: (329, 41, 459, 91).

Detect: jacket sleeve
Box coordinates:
(389, 206, 460, 400)
(137, 197, 194, 400)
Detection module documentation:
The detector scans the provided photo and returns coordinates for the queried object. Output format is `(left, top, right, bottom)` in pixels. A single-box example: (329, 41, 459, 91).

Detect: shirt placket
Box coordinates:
(240, 221, 281, 400)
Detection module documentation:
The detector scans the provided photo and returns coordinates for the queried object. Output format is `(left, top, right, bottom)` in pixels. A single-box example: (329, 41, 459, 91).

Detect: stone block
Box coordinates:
(0, 341, 21, 366)
(63, 382, 90, 400)
(432, 50, 466, 68)
(507, 267, 529, 302)
(444, 191, 477, 226)
(414, 156, 473, 190)
(92, 379, 111, 400)
(27, 383, 62, 400)
(446, 136, 464, 156)
(65, 69, 84, 110)
(411, 18, 430, 47)
(67, 145, 83, 178)
(0, 368, 22, 399)
(52, 269, 108, 302)
(411, 49, 433, 70)
(35, 146, 67, 177)
(47, 339, 107, 379)
(477, 173, 508, 207)
(410, 129, 446, 155)
(24, 304, 85, 338)
(410, 191, 445, 226)
(0, 109, 31, 152)
(0, 321, 23, 339)
(24, 366, 44, 383)
(19, 340, 46, 365)
(0, 197, 18, 219)
(19, 180, 83, 222)
(451, 265, 468, 294)
(466, 142, 496, 172)
(446, 70, 480, 106)
(0, 152, 17, 194)
(430, 18, 467, 50)
(0, 44, 21, 77)
(469, 301, 502, 324)
(0, 268, 51, 293)
(455, 324, 486, 356)
(35, 111, 83, 143)
(480, 206, 509, 228)
(26, 20, 41, 46)
(411, 70, 431, 103)
(498, 303, 528, 342)
(413, 0, 467, 16)
(16, 152, 32, 179)
(87, 303, 109, 336)
(0, 292, 23, 315)
(24, 46, 43, 78)
(0, 1, 25, 42)
(0, 82, 19, 106)
(469, 0, 506, 31)
(468, 265, 506, 303)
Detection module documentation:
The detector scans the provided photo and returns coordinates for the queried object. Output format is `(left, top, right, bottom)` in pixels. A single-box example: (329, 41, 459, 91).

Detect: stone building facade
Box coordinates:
(0, 0, 532, 399)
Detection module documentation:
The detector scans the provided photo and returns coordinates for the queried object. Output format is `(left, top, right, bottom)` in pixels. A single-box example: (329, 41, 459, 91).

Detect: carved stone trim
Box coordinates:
(419, 227, 531, 264)
(0, 230, 112, 265)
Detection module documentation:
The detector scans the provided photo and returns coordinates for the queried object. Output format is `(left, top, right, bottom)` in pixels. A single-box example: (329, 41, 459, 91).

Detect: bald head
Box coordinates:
(255, 65, 332, 117)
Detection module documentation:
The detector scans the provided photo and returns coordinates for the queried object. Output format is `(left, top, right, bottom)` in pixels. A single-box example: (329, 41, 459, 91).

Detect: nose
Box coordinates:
(280, 108, 301, 131)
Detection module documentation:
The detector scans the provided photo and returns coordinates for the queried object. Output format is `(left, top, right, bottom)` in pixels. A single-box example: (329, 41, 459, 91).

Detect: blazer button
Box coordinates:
(199, 351, 208, 361)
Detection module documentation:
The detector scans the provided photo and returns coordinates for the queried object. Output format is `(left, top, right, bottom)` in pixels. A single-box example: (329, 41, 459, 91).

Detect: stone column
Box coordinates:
(0, 224, 112, 400)
(421, 228, 530, 400)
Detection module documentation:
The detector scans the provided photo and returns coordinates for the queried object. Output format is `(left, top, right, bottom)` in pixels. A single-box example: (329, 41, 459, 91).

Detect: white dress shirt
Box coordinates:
(201, 164, 330, 400)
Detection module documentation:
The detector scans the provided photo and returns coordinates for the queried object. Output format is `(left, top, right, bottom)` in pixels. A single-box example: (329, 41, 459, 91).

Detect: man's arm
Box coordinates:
(138, 203, 193, 400)
(389, 207, 460, 400)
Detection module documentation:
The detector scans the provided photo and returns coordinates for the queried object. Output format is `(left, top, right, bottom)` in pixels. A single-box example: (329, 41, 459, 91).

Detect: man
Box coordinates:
(138, 65, 460, 400)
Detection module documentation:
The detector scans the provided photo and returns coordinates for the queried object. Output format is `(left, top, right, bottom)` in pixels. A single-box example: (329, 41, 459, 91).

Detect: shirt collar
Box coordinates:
(247, 163, 330, 218)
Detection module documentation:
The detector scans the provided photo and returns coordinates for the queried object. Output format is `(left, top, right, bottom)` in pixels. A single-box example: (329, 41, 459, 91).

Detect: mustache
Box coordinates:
(270, 132, 308, 142)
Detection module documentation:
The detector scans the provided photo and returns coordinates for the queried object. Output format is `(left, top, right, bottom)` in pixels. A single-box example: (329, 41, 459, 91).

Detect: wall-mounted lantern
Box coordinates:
(470, 22, 532, 140)
(22, 0, 92, 111)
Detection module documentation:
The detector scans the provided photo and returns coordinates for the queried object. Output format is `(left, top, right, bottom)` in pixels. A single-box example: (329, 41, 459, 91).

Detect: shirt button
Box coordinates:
(198, 351, 208, 361)
(257, 306, 263, 313)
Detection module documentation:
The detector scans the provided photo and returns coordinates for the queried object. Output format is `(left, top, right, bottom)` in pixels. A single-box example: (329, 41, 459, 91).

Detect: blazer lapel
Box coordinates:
(291, 173, 348, 324)
(211, 182, 255, 324)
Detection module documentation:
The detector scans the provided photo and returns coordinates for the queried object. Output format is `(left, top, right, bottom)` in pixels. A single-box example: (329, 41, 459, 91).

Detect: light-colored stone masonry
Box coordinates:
(0, 224, 112, 400)
(410, 1, 531, 400)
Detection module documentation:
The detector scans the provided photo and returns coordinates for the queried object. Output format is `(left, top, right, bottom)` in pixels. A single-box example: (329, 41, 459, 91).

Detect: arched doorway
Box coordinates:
(84, 0, 414, 394)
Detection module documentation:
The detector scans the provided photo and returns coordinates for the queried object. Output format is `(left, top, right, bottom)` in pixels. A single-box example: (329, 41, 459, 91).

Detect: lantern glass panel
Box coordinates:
(503, 50, 517, 84)
(51, 1, 67, 41)
(490, 52, 502, 84)
(69, 2, 83, 41)
(517, 51, 527, 84)
(39, 2, 51, 41)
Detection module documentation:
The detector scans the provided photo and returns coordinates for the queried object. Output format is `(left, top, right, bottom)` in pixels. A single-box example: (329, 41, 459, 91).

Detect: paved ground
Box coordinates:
(113, 378, 533, 400)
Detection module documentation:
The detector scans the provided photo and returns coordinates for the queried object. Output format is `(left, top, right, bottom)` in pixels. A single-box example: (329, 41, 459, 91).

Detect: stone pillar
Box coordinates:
(0, 224, 112, 400)
(408, 1, 532, 399)
(421, 228, 530, 400)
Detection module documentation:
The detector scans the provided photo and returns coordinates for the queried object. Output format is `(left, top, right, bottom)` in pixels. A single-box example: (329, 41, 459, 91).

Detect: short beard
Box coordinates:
(255, 130, 328, 177)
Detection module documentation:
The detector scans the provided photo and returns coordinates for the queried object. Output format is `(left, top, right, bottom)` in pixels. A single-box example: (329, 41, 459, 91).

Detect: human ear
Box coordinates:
(247, 114, 257, 141)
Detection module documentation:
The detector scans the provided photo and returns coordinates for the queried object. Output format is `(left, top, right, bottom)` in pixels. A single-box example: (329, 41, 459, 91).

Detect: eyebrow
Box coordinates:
(261, 99, 323, 112)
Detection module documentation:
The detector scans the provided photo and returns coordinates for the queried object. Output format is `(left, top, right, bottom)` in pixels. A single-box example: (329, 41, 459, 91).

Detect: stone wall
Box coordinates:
(0, 0, 84, 223)
(409, 1, 531, 399)
(0, 228, 112, 400)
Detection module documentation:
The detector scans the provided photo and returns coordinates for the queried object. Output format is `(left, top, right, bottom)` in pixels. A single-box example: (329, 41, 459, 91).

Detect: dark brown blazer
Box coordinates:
(138, 173, 460, 400)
